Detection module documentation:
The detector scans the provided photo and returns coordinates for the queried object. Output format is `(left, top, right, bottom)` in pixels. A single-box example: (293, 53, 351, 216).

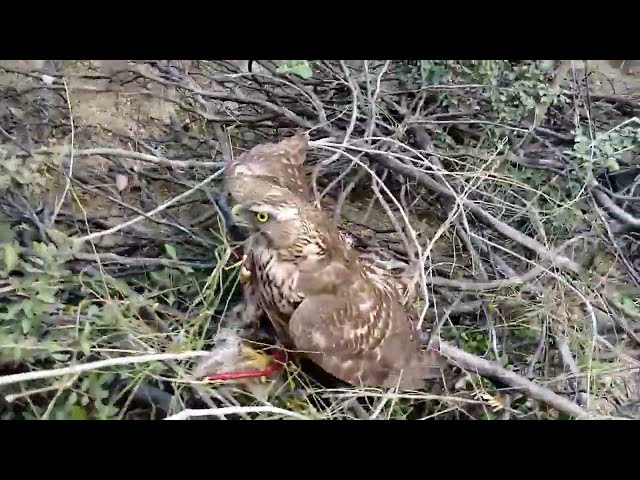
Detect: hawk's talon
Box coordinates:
(239, 263, 252, 284)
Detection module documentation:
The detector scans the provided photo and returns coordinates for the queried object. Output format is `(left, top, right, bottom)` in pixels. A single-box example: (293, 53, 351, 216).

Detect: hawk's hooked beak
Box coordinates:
(215, 191, 246, 242)
(230, 203, 252, 230)
(231, 203, 243, 218)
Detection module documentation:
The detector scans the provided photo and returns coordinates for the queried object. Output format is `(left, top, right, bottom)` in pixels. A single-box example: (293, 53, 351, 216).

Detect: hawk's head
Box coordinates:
(226, 175, 344, 261)
(231, 197, 305, 251)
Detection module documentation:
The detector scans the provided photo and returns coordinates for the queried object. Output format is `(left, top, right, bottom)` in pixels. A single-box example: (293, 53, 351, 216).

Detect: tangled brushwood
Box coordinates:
(0, 60, 639, 420)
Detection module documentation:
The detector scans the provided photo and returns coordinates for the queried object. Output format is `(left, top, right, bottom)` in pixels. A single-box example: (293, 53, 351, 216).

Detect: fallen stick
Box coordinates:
(0, 351, 210, 388)
(164, 406, 310, 420)
(72, 168, 223, 245)
(432, 339, 593, 419)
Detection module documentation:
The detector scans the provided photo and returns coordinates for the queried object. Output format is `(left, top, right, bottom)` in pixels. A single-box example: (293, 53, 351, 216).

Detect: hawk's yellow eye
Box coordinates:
(255, 212, 269, 223)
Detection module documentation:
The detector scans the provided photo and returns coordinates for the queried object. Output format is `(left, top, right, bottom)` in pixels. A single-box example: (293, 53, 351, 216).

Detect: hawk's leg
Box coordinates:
(192, 284, 286, 384)
(222, 283, 268, 342)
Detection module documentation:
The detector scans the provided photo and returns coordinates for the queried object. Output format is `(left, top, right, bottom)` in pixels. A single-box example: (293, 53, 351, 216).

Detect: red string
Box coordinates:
(230, 245, 243, 260)
(206, 348, 287, 382)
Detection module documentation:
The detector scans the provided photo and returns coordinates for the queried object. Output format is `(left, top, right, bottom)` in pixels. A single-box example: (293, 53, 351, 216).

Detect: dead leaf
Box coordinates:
(115, 173, 128, 192)
(41, 74, 55, 86)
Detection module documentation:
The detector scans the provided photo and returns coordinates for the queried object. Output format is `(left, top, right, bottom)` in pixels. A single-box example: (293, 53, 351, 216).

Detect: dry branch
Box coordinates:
(53, 147, 223, 169)
(433, 339, 593, 419)
(164, 406, 311, 420)
(350, 144, 583, 273)
(71, 168, 224, 245)
(592, 187, 640, 229)
(0, 351, 210, 388)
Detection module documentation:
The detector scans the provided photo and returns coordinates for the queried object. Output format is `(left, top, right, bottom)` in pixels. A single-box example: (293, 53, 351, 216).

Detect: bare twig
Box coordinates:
(38, 147, 223, 169)
(0, 125, 32, 154)
(72, 252, 216, 270)
(592, 187, 640, 228)
(0, 351, 210, 387)
(527, 317, 548, 378)
(365, 61, 391, 138)
(49, 79, 75, 227)
(127, 64, 315, 130)
(164, 406, 311, 420)
(72, 168, 224, 245)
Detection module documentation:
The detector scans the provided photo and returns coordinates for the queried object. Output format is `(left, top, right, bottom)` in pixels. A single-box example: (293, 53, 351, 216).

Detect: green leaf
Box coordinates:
(3, 156, 20, 172)
(605, 158, 620, 172)
(0, 223, 15, 243)
(601, 143, 614, 157)
(103, 303, 123, 327)
(70, 405, 88, 420)
(3, 243, 19, 271)
(21, 316, 31, 335)
(32, 241, 55, 259)
(34, 282, 57, 303)
(48, 229, 69, 249)
(276, 60, 313, 79)
(164, 244, 177, 260)
(289, 63, 313, 79)
(79, 337, 91, 356)
(500, 354, 509, 367)
(620, 296, 640, 317)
